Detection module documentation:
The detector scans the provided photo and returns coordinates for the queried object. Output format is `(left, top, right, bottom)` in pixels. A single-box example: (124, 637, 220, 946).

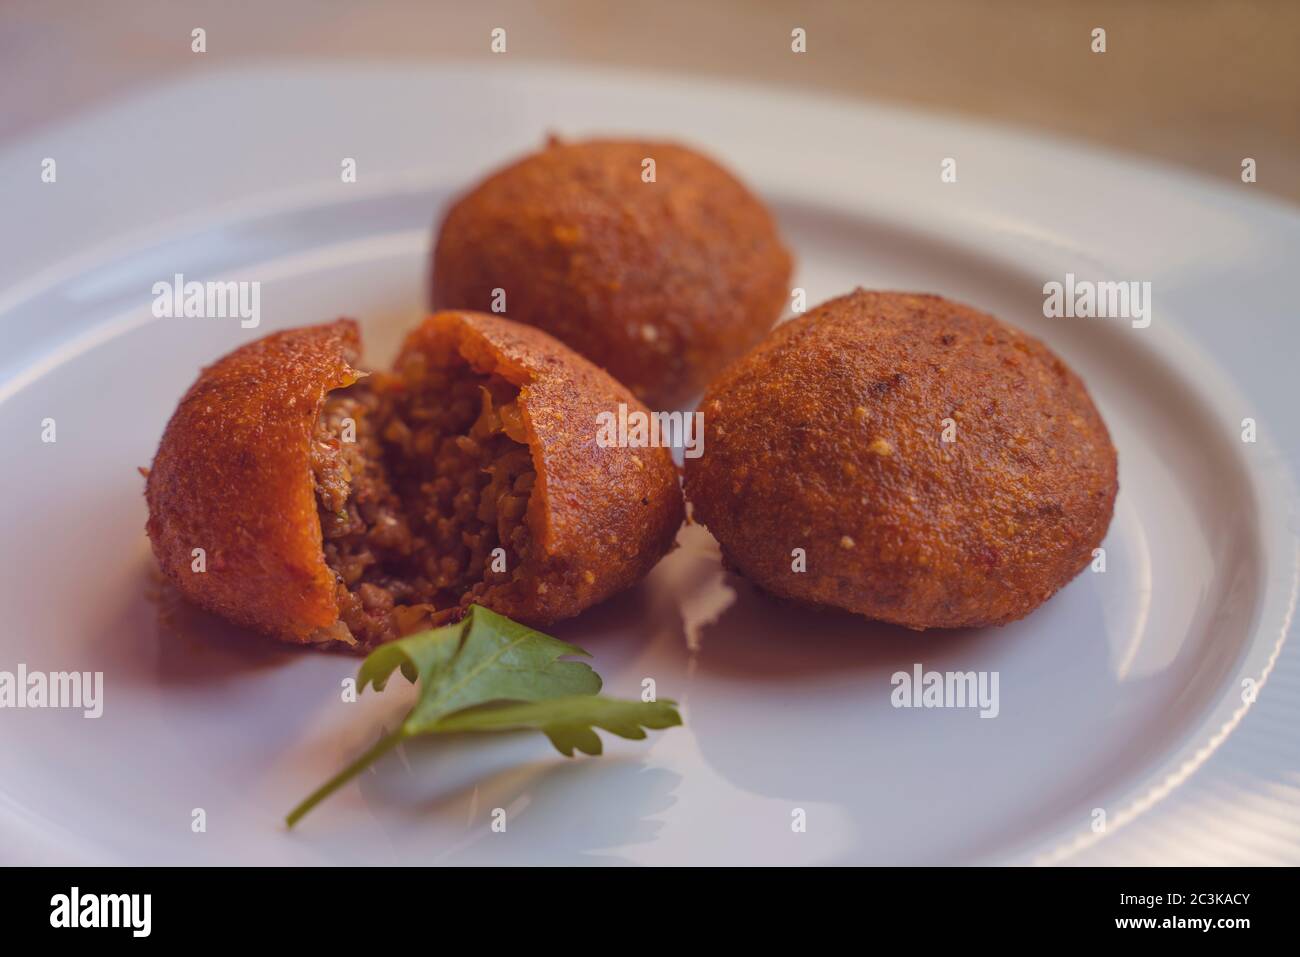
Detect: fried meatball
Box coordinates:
(146, 314, 684, 651)
(431, 137, 793, 407)
(683, 290, 1118, 629)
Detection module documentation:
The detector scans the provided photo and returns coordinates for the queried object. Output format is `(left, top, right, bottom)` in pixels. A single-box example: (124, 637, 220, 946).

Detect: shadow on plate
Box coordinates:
(352, 731, 680, 865)
(692, 576, 1003, 681)
(134, 565, 303, 684)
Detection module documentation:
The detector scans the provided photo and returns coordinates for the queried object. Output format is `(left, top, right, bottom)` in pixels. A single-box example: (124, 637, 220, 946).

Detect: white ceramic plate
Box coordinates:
(1, 64, 1297, 866)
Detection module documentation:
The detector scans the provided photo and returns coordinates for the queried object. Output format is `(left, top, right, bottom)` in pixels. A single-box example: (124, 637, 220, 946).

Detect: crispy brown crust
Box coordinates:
(683, 290, 1118, 629)
(431, 138, 793, 407)
(398, 311, 685, 624)
(145, 320, 363, 643)
(145, 314, 684, 647)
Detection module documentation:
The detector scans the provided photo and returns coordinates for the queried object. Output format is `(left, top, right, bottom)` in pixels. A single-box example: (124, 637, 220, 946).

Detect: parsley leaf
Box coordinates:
(286, 605, 682, 827)
(358, 603, 603, 726)
(434, 694, 682, 757)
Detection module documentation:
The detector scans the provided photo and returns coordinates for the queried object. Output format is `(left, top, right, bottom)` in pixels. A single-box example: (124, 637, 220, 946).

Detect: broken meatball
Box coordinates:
(145, 314, 684, 651)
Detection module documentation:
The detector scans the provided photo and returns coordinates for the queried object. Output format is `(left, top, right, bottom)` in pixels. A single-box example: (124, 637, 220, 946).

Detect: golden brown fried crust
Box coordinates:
(145, 314, 684, 647)
(399, 311, 685, 624)
(683, 290, 1118, 629)
(145, 320, 363, 643)
(431, 138, 793, 407)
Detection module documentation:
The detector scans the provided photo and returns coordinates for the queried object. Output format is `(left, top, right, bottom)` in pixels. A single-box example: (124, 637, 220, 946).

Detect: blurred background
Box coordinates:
(4, 0, 1298, 203)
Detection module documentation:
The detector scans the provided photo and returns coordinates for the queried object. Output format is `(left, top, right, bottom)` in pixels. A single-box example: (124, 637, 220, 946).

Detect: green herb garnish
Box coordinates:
(286, 604, 681, 827)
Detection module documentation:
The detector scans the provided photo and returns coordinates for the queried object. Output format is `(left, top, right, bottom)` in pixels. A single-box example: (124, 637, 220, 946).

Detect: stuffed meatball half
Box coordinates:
(145, 314, 684, 651)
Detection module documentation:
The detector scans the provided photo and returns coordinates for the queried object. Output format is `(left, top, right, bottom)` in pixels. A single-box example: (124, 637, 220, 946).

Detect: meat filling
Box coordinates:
(309, 350, 536, 647)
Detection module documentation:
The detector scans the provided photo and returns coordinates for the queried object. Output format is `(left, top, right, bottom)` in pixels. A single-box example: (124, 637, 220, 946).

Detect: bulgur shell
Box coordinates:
(400, 311, 684, 624)
(145, 314, 685, 648)
(683, 290, 1118, 629)
(431, 138, 793, 407)
(145, 320, 363, 643)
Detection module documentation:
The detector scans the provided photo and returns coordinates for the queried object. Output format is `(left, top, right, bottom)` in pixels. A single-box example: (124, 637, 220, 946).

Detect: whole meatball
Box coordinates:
(684, 290, 1118, 629)
(432, 137, 793, 407)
